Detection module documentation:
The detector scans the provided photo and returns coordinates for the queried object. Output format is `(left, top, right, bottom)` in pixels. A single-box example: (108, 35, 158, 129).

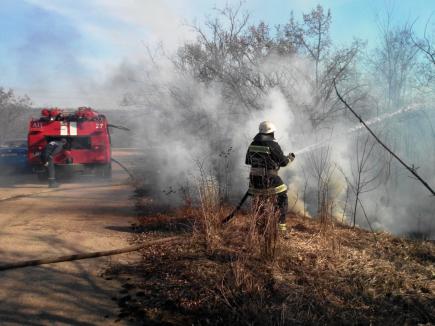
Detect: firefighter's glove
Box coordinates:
(288, 153, 295, 162)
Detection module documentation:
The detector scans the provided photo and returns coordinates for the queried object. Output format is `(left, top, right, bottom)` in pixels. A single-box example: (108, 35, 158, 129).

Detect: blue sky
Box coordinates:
(0, 0, 434, 106)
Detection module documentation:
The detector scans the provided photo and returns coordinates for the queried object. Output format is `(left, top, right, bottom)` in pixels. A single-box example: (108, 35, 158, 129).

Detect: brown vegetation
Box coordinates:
(107, 188, 435, 325)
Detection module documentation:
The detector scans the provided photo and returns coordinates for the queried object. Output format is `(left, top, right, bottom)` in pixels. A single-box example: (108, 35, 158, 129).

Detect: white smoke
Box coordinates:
(95, 45, 435, 239)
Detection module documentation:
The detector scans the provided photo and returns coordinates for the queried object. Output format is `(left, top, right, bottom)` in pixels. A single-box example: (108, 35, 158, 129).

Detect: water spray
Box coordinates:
(294, 104, 431, 156)
(334, 80, 435, 197)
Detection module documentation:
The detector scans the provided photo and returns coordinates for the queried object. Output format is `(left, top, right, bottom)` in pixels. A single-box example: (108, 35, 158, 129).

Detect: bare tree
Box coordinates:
(307, 144, 337, 226)
(411, 16, 435, 88)
(130, 3, 367, 207)
(176, 3, 268, 111)
(284, 5, 332, 88)
(348, 132, 386, 226)
(365, 11, 431, 198)
(282, 5, 363, 127)
(370, 13, 419, 111)
(412, 15, 435, 65)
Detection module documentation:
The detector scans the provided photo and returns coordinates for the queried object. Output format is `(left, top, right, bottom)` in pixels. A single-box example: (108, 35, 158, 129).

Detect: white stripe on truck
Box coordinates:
(60, 122, 68, 136)
(69, 122, 77, 136)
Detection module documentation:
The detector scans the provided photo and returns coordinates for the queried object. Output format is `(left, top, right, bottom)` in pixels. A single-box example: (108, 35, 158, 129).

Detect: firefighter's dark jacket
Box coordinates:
(46, 141, 65, 157)
(41, 141, 64, 163)
(245, 133, 289, 193)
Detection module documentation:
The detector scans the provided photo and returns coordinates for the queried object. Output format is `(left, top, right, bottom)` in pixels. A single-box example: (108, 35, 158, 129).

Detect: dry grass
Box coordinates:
(194, 176, 223, 252)
(248, 196, 281, 259)
(110, 187, 435, 325)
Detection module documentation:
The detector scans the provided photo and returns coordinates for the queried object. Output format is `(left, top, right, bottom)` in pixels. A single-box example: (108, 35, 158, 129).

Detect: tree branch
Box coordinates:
(334, 79, 435, 197)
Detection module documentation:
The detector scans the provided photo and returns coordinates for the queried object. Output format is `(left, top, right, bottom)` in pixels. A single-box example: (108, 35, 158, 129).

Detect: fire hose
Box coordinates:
(222, 154, 296, 225)
(0, 236, 183, 272)
(111, 157, 135, 179)
(221, 191, 250, 225)
(0, 157, 165, 272)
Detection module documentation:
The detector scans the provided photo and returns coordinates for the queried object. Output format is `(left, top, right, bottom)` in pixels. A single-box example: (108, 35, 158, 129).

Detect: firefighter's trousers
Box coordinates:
(47, 156, 57, 188)
(276, 191, 288, 224)
(250, 191, 288, 224)
(249, 174, 288, 224)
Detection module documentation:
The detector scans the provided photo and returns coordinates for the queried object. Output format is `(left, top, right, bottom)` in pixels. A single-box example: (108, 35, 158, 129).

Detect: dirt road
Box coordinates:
(0, 153, 138, 325)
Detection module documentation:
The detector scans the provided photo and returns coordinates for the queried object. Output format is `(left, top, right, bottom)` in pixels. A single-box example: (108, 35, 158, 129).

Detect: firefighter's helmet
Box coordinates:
(259, 121, 276, 134)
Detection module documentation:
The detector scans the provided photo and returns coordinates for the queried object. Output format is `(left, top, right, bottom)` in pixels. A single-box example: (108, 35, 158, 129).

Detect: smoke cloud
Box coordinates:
(100, 43, 435, 239)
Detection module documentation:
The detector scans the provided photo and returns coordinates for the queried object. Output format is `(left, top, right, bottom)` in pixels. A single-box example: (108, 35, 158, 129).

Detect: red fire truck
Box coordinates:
(28, 107, 112, 179)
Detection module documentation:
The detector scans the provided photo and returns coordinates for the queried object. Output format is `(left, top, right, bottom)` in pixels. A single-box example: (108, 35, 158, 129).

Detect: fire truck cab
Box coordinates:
(28, 107, 112, 178)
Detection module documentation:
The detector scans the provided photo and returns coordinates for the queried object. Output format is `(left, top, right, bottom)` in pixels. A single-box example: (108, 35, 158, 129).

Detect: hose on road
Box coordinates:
(0, 157, 155, 272)
(0, 236, 183, 272)
(111, 158, 135, 180)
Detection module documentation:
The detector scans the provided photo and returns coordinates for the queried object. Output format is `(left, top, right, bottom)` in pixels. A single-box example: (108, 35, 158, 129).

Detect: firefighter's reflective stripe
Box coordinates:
(248, 184, 288, 195)
(69, 122, 77, 136)
(248, 145, 271, 154)
(250, 167, 278, 176)
(60, 122, 68, 136)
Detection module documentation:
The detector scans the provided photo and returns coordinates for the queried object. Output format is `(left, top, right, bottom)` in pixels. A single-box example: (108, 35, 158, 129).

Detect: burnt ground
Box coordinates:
(105, 190, 435, 325)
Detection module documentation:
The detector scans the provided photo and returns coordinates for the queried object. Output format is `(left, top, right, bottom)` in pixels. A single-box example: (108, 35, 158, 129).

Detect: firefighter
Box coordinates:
(43, 138, 68, 188)
(245, 121, 295, 236)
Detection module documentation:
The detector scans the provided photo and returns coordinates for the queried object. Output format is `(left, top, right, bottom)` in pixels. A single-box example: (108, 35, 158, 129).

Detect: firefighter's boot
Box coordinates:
(278, 223, 289, 239)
